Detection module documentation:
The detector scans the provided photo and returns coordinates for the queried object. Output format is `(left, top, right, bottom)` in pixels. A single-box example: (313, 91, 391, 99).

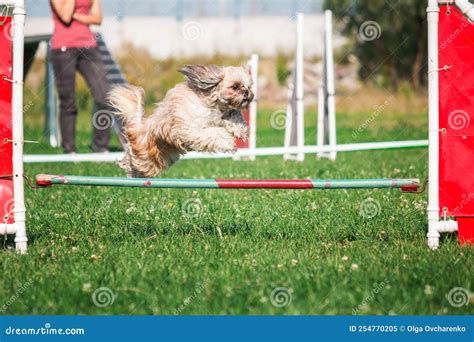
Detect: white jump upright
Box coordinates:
(247, 54, 259, 161)
(284, 13, 305, 161)
(0, 0, 27, 252)
(317, 10, 337, 160)
(235, 53, 259, 161)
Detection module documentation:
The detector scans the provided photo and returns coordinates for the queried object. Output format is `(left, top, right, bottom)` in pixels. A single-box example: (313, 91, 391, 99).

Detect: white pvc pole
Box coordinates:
(316, 85, 325, 159)
(248, 53, 258, 161)
(427, 0, 441, 249)
(10, 0, 27, 253)
(295, 13, 305, 161)
(325, 10, 337, 161)
(23, 140, 429, 163)
(283, 66, 295, 160)
(1, 224, 18, 235)
(318, 11, 328, 160)
(235, 54, 258, 161)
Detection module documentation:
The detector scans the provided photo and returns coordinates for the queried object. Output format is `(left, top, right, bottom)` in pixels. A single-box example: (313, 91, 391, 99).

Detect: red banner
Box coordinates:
(0, 16, 14, 223)
(438, 6, 474, 218)
(438, 6, 474, 244)
(235, 109, 250, 148)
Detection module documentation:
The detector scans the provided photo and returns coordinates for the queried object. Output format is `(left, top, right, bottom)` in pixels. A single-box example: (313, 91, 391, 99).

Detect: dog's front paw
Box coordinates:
(233, 125, 248, 141)
(216, 138, 237, 154)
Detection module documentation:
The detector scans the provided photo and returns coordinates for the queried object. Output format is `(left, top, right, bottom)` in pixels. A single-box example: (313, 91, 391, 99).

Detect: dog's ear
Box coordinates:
(179, 65, 224, 90)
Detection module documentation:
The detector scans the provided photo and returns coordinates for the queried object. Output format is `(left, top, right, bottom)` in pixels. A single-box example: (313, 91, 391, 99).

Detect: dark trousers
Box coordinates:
(51, 47, 111, 153)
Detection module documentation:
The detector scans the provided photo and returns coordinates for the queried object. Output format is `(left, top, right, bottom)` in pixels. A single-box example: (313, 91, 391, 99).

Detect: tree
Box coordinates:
(324, 0, 428, 90)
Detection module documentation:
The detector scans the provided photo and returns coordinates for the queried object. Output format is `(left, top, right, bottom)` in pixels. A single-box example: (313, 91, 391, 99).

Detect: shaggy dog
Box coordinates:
(108, 65, 254, 177)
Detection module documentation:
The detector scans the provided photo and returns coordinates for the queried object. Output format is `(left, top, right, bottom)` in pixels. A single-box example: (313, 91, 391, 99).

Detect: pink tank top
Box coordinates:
(51, 0, 97, 50)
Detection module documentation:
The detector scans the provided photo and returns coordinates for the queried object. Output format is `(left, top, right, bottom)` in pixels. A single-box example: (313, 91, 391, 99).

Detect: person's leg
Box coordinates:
(76, 47, 111, 152)
(50, 48, 78, 153)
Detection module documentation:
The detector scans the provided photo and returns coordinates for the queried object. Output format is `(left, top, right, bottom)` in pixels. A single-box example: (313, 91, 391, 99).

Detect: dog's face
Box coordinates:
(179, 65, 254, 110)
(218, 67, 254, 109)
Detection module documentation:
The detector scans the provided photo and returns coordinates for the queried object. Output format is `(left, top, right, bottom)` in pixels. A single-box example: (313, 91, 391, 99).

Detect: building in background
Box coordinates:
(24, 0, 328, 59)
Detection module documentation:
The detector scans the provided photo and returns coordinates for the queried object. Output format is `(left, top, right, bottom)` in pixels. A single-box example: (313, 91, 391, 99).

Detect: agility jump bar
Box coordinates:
(36, 174, 421, 191)
(24, 140, 429, 164)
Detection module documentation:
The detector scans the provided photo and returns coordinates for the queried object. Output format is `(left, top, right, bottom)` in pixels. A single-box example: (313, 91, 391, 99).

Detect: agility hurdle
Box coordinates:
(286, 11, 429, 161)
(23, 139, 429, 163)
(36, 174, 420, 190)
(1, 0, 474, 253)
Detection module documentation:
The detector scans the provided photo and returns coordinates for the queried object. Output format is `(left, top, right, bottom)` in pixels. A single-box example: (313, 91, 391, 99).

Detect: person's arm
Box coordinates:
(72, 0, 102, 25)
(50, 0, 76, 25)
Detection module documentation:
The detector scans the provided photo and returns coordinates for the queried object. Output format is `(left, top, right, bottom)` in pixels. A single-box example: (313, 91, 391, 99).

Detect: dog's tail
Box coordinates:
(108, 85, 146, 131)
(108, 85, 148, 176)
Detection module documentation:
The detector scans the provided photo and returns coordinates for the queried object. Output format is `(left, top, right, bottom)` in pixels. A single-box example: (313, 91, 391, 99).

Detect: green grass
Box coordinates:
(1, 106, 472, 316)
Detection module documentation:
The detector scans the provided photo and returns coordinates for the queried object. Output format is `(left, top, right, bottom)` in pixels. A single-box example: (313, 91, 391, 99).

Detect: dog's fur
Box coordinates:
(108, 65, 254, 178)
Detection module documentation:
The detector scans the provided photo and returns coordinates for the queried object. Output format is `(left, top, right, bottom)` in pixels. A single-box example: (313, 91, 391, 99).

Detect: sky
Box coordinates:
(25, 0, 323, 18)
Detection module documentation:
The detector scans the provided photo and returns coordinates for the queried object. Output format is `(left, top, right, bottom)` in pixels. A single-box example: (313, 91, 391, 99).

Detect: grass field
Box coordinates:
(1, 100, 473, 315)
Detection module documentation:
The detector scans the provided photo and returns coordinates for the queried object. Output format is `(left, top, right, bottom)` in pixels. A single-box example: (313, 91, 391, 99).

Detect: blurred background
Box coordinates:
(22, 0, 428, 136)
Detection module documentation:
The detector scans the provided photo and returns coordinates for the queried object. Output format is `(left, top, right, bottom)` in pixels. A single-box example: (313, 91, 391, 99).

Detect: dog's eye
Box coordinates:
(231, 84, 241, 91)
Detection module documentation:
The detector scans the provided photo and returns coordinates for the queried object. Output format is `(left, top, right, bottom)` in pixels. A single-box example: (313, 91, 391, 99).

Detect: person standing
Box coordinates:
(50, 0, 110, 153)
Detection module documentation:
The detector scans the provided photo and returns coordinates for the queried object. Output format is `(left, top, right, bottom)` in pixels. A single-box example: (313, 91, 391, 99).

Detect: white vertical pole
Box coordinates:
(46, 42, 59, 148)
(283, 71, 295, 160)
(10, 0, 27, 253)
(317, 11, 328, 160)
(426, 0, 440, 250)
(317, 85, 325, 159)
(249, 53, 258, 161)
(325, 10, 337, 161)
(295, 12, 305, 161)
(284, 13, 304, 161)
